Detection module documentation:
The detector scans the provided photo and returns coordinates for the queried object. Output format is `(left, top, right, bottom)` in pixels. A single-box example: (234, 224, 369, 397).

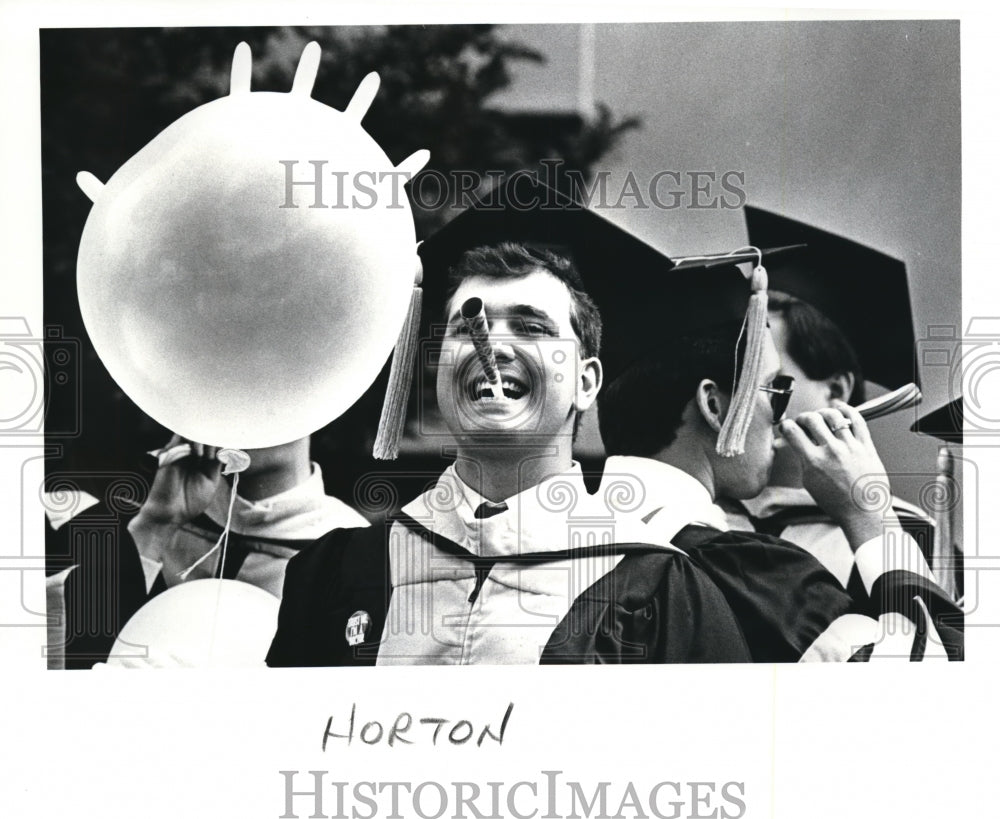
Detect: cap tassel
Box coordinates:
(717, 259, 769, 457)
(373, 266, 423, 460)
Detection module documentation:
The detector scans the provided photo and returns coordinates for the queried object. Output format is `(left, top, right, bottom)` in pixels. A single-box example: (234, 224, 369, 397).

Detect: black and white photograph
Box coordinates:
(1, 2, 996, 817)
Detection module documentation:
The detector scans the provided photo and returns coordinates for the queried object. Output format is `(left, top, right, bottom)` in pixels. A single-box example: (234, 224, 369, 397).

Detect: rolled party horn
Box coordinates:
(855, 382, 922, 421)
(460, 297, 504, 399)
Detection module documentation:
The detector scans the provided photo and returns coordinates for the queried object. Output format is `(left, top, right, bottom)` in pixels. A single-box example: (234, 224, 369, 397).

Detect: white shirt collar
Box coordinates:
(204, 462, 368, 538)
(739, 485, 817, 519)
(402, 462, 595, 556)
(601, 455, 729, 542)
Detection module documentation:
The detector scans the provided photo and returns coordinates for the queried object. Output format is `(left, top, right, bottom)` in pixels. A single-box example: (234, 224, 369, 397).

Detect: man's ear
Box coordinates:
(826, 372, 855, 404)
(575, 357, 603, 412)
(695, 378, 726, 432)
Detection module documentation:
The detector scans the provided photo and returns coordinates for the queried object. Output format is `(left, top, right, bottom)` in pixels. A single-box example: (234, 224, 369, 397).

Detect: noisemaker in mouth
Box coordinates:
(460, 297, 505, 400)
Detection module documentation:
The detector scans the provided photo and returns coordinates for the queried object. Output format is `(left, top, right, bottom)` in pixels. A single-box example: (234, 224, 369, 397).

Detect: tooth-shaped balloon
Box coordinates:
(75, 42, 429, 449)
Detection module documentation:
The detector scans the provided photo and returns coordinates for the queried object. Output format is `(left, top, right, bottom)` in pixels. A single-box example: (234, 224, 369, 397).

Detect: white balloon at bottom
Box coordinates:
(105, 579, 279, 668)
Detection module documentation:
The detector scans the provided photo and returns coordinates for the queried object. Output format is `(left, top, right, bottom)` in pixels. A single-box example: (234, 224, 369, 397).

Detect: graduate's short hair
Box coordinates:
(768, 291, 865, 404)
(598, 321, 746, 458)
(444, 242, 603, 359)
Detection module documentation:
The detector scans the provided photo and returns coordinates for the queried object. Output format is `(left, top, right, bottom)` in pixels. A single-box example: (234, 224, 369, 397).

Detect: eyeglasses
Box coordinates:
(759, 375, 795, 423)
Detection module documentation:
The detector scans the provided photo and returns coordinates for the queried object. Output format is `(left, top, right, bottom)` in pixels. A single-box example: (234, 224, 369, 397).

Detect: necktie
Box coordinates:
(473, 500, 509, 520)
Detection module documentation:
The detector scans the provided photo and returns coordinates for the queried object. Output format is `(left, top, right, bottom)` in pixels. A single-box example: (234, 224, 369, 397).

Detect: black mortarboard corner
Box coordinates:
(418, 173, 801, 456)
(744, 205, 918, 390)
(910, 395, 964, 443)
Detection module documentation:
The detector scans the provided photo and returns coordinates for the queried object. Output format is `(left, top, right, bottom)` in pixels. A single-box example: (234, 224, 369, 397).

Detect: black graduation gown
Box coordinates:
(45, 500, 321, 668)
(266, 514, 878, 666)
(726, 495, 941, 601)
(266, 514, 763, 665)
(267, 512, 964, 665)
(679, 525, 963, 661)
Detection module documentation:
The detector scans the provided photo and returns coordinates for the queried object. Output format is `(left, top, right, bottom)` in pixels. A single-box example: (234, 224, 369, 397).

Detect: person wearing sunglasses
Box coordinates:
(724, 292, 933, 593)
(759, 373, 796, 424)
(722, 208, 940, 602)
(595, 247, 962, 661)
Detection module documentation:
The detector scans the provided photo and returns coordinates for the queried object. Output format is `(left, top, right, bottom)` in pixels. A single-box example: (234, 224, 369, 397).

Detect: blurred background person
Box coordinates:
(45, 434, 367, 669)
(128, 435, 368, 597)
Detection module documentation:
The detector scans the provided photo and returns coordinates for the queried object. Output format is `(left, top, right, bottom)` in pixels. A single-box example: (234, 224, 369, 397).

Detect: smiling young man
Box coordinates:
(370, 241, 635, 664)
(267, 176, 767, 666)
(432, 244, 602, 504)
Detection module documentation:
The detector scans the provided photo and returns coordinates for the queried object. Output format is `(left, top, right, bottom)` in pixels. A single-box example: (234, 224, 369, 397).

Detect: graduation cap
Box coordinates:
(418, 172, 667, 332)
(416, 173, 801, 456)
(910, 395, 963, 443)
(744, 206, 918, 390)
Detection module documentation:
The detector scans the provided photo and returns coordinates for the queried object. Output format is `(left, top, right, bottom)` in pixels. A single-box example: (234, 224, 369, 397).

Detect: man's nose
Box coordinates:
(483, 320, 517, 361)
(491, 340, 516, 362)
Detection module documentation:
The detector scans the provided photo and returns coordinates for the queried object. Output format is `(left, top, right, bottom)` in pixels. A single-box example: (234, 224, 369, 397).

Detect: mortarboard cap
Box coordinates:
(910, 395, 963, 443)
(418, 172, 672, 335)
(419, 174, 799, 380)
(744, 205, 918, 390)
(419, 173, 801, 455)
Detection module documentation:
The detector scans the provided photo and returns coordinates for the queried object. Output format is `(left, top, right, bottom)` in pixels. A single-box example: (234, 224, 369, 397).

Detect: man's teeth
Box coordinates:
(474, 379, 526, 399)
(501, 380, 527, 398)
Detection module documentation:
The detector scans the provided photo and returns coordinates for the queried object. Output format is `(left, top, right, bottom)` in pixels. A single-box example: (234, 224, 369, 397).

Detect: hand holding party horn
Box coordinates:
(855, 382, 922, 421)
(774, 382, 923, 453)
(460, 297, 504, 399)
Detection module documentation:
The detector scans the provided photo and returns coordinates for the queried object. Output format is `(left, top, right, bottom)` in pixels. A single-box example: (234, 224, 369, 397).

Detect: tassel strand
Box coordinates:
(373, 280, 423, 460)
(717, 262, 769, 456)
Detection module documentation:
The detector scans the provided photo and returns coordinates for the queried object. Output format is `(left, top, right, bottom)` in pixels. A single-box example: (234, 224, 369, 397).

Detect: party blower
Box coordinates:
(460, 297, 505, 400)
(74, 41, 429, 666)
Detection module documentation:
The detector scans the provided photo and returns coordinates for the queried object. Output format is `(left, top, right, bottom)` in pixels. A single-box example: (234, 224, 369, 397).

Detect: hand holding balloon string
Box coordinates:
(139, 436, 223, 528)
(136, 437, 250, 576)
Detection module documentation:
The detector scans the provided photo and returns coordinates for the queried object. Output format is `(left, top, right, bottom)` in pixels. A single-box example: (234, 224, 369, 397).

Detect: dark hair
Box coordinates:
(444, 242, 602, 359)
(598, 322, 745, 457)
(768, 291, 865, 404)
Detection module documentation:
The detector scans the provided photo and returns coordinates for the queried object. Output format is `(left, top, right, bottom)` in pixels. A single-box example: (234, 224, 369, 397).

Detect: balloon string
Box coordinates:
(176, 473, 240, 582)
(208, 473, 240, 667)
(216, 472, 239, 580)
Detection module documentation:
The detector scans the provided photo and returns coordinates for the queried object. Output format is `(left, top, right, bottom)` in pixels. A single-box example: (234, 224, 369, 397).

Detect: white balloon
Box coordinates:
(106, 579, 279, 668)
(77, 45, 427, 448)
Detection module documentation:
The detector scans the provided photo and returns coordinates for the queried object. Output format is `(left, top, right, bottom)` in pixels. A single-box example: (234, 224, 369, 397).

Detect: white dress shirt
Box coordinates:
(377, 462, 643, 665)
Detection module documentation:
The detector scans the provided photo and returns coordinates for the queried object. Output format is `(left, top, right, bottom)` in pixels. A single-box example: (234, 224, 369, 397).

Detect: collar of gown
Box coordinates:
(204, 462, 368, 539)
(601, 455, 730, 543)
(401, 462, 595, 557)
(738, 485, 817, 519)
